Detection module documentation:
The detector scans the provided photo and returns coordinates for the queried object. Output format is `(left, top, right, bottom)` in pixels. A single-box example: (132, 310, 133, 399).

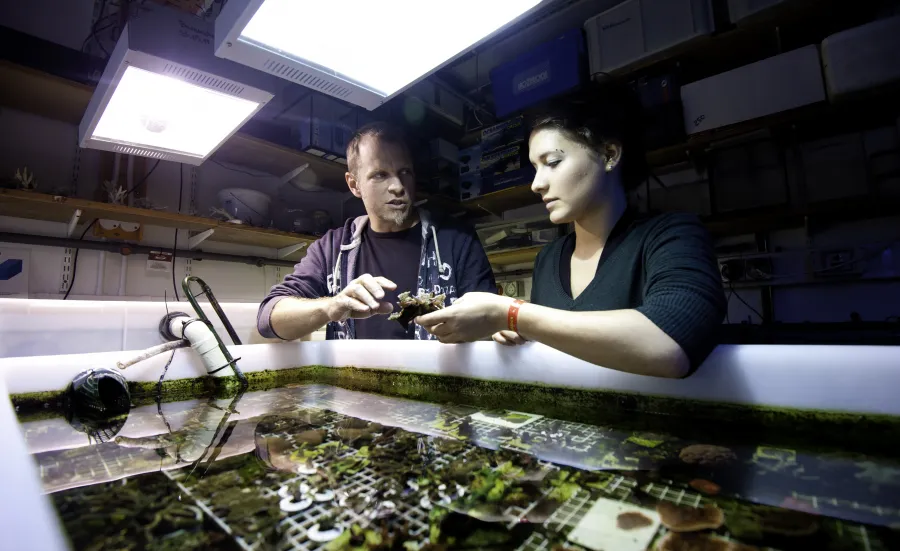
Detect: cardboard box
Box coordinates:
(681, 45, 825, 135)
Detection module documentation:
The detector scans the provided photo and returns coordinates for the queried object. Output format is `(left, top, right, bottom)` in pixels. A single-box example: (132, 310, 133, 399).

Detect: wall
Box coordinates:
(0, 106, 354, 303)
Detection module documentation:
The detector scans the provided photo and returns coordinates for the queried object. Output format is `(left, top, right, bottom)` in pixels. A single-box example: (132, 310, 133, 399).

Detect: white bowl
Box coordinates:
(218, 188, 272, 227)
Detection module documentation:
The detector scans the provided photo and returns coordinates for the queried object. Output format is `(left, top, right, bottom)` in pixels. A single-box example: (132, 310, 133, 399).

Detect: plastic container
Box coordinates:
(822, 16, 900, 101)
(490, 29, 586, 118)
(217, 188, 272, 227)
(681, 45, 825, 135)
(727, 0, 786, 23)
(585, 0, 714, 75)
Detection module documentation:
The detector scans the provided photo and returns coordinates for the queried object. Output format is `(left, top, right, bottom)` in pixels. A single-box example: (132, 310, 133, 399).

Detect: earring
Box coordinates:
(605, 162, 614, 172)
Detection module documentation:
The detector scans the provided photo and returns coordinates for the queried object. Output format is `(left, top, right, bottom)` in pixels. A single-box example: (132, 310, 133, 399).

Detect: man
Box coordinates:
(257, 122, 496, 341)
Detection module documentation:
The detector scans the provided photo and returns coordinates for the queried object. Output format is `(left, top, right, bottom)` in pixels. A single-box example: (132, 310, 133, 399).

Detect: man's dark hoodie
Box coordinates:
(258, 210, 496, 340)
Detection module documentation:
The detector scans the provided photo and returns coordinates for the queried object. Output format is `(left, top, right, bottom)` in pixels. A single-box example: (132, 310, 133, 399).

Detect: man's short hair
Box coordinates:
(346, 121, 411, 177)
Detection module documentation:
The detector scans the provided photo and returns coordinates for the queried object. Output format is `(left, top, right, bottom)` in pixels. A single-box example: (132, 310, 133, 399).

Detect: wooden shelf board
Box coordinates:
(0, 60, 92, 124)
(213, 133, 348, 187)
(0, 189, 315, 249)
(486, 245, 544, 266)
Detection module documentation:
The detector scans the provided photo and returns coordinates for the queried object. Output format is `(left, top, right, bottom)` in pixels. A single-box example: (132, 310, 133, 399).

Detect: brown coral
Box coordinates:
(657, 501, 725, 532)
(679, 445, 737, 467)
(388, 291, 445, 328)
(617, 511, 654, 530)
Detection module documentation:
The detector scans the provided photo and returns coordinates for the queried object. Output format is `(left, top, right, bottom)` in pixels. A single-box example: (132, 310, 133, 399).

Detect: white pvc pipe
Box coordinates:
(118, 156, 134, 297)
(96, 154, 121, 297)
(168, 317, 230, 377)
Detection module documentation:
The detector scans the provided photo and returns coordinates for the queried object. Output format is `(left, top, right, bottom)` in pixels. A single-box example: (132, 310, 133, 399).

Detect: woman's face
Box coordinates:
(528, 128, 615, 225)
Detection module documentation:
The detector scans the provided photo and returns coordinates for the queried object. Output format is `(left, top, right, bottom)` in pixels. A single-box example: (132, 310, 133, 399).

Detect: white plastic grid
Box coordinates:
(155, 401, 894, 551)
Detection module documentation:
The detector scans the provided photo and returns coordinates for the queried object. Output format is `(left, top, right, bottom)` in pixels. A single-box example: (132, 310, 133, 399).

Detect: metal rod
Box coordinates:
(0, 232, 296, 267)
(181, 276, 246, 385)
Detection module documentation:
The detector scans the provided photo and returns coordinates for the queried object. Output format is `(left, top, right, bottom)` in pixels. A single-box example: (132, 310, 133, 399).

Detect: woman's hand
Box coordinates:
(416, 292, 514, 343)
(492, 330, 527, 346)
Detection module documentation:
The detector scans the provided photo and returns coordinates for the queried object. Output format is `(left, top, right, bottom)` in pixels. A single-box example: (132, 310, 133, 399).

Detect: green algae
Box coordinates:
(11, 363, 900, 457)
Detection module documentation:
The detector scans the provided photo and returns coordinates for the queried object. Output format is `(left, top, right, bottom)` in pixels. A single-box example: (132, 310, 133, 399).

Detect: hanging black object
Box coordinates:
(64, 367, 131, 441)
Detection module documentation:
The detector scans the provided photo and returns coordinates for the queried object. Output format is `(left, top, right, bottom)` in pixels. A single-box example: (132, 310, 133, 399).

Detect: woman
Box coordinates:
(416, 83, 726, 378)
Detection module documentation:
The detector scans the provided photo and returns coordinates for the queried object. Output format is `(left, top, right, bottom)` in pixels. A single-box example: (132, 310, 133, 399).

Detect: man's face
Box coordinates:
(346, 136, 416, 231)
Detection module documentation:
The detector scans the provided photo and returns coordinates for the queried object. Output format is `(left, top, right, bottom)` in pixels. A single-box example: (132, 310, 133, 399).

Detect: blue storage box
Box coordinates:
(490, 29, 586, 118)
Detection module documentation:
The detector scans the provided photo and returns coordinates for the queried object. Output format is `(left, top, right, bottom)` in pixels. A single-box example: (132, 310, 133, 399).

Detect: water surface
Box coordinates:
(19, 384, 900, 550)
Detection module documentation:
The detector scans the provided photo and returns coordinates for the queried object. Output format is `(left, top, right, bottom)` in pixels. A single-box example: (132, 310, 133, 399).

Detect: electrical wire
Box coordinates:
(172, 164, 184, 301)
(124, 159, 161, 198)
(728, 280, 764, 322)
(62, 219, 99, 300)
(83, 0, 110, 58)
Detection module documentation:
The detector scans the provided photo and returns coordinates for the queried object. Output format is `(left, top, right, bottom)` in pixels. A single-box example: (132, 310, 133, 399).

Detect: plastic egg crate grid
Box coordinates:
(164, 409, 559, 551)
(519, 480, 886, 551)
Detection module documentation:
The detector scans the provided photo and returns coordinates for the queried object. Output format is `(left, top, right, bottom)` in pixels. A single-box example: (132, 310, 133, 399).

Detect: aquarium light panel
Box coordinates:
(216, 0, 549, 110)
(89, 66, 260, 159)
(79, 4, 275, 165)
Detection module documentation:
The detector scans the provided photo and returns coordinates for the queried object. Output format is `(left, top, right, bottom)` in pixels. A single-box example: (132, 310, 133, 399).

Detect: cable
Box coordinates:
(649, 170, 669, 191)
(84, 0, 110, 58)
(63, 219, 98, 300)
(124, 159, 161, 198)
(728, 280, 764, 323)
(725, 288, 732, 324)
(172, 164, 184, 302)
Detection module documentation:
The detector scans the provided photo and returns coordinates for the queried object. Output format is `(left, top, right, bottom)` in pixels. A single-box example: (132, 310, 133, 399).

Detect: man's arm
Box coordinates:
(257, 237, 332, 340)
(268, 297, 335, 341)
(262, 274, 398, 341)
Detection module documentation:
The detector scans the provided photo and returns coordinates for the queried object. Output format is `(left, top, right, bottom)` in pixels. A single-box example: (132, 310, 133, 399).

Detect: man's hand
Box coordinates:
(327, 274, 397, 322)
(415, 292, 513, 343)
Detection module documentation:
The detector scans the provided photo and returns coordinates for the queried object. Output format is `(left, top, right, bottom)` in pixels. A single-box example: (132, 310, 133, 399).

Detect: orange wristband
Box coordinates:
(507, 299, 525, 332)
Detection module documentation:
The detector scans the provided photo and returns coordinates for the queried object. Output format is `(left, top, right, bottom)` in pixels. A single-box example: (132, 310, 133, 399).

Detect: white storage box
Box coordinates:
(681, 45, 825, 135)
(822, 16, 900, 101)
(727, 0, 786, 23)
(585, 0, 714, 75)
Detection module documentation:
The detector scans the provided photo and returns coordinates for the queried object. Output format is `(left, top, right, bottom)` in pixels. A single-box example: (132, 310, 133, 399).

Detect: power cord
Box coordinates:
(81, 0, 110, 58)
(123, 159, 161, 198)
(63, 219, 99, 300)
(172, 164, 184, 301)
(727, 280, 765, 322)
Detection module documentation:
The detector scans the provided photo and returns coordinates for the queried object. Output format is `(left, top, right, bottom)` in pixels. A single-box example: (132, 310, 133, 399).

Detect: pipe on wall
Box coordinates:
(0, 232, 297, 268)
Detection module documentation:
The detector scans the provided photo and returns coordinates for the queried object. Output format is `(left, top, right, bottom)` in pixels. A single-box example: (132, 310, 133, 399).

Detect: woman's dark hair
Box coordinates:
(527, 80, 647, 190)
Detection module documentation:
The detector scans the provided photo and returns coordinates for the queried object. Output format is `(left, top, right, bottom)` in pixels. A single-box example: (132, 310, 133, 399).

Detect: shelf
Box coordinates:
(0, 61, 347, 187)
(0, 189, 315, 250)
(486, 245, 544, 266)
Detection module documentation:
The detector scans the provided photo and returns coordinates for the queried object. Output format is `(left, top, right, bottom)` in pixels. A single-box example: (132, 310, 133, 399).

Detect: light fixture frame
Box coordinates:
(79, 5, 276, 165)
(214, 0, 554, 111)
